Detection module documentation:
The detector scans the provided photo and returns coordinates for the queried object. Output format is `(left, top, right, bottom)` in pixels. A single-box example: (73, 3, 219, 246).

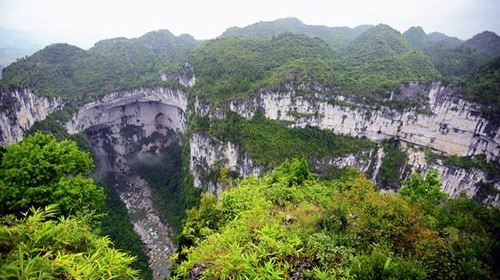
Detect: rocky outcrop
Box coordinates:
(192, 81, 499, 202)
(189, 132, 378, 194)
(404, 146, 500, 205)
(87, 123, 178, 280)
(67, 87, 187, 134)
(226, 81, 499, 160)
(189, 132, 264, 194)
(0, 88, 61, 146)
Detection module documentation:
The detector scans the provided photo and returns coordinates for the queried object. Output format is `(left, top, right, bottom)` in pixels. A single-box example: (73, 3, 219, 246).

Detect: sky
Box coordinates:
(0, 0, 499, 49)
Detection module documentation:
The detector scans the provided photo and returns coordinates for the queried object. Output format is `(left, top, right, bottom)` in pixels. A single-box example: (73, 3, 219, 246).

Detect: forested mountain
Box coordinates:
(1, 30, 198, 101)
(464, 31, 500, 57)
(220, 17, 372, 49)
(1, 18, 500, 280)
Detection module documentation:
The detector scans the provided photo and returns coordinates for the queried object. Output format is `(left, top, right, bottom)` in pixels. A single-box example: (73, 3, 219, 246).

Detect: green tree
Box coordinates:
(398, 169, 445, 206)
(0, 132, 104, 215)
(0, 205, 138, 279)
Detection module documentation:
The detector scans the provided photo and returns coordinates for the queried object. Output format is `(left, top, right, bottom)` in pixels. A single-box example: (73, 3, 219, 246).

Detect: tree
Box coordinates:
(0, 132, 104, 215)
(398, 169, 446, 210)
(0, 205, 139, 279)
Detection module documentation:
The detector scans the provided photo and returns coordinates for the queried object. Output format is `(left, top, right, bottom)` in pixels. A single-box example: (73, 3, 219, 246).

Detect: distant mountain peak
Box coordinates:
(464, 31, 500, 57)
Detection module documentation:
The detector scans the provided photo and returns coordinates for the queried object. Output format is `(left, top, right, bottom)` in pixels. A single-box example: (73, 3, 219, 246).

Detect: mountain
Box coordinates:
(463, 31, 500, 57)
(427, 31, 462, 45)
(402, 26, 490, 77)
(1, 30, 198, 100)
(403, 26, 462, 50)
(1, 20, 499, 279)
(0, 27, 50, 77)
(220, 17, 372, 48)
(341, 24, 438, 96)
(461, 57, 500, 115)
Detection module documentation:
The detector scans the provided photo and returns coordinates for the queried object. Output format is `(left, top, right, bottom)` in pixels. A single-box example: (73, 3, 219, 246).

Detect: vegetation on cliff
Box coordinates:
(190, 112, 375, 170)
(171, 159, 500, 279)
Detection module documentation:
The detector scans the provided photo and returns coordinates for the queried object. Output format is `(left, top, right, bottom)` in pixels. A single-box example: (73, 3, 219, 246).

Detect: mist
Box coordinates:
(1, 0, 499, 49)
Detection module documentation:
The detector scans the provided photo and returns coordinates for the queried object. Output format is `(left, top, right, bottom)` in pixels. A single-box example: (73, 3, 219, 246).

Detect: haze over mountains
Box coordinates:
(1, 17, 499, 77)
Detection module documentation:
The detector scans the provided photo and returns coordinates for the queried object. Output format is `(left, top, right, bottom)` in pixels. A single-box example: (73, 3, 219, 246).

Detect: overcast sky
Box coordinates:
(1, 0, 499, 49)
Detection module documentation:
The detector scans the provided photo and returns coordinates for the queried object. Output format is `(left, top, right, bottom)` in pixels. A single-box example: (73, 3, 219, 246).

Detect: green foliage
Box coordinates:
(342, 25, 439, 97)
(27, 107, 94, 155)
(0, 132, 104, 216)
(191, 29, 439, 106)
(193, 112, 375, 169)
(191, 33, 335, 104)
(171, 159, 499, 279)
(425, 149, 500, 179)
(399, 169, 446, 212)
(461, 57, 500, 116)
(425, 45, 489, 77)
(377, 140, 407, 189)
(0, 30, 198, 101)
(220, 17, 371, 49)
(0, 205, 139, 279)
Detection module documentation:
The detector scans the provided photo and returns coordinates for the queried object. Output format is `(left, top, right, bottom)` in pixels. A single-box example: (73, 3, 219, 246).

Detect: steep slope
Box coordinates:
(461, 57, 500, 115)
(171, 159, 499, 279)
(464, 31, 500, 57)
(220, 17, 372, 48)
(341, 25, 439, 95)
(428, 31, 462, 45)
(193, 28, 440, 106)
(0, 30, 198, 101)
(403, 26, 429, 50)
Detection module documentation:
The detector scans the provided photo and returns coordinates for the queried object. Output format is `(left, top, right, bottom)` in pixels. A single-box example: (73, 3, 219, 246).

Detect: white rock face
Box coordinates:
(67, 87, 187, 134)
(192, 81, 499, 202)
(227, 82, 499, 160)
(404, 147, 500, 206)
(189, 132, 377, 194)
(189, 132, 264, 193)
(0, 88, 61, 146)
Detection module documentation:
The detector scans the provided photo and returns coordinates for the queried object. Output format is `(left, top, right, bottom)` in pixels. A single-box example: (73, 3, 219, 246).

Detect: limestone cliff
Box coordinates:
(191, 81, 499, 203)
(226, 81, 499, 159)
(0, 88, 61, 146)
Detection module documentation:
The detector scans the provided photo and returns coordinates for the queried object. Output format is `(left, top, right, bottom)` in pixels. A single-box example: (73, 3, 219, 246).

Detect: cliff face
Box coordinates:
(191, 81, 499, 203)
(189, 132, 264, 193)
(227, 81, 499, 159)
(0, 88, 61, 146)
(66, 87, 187, 134)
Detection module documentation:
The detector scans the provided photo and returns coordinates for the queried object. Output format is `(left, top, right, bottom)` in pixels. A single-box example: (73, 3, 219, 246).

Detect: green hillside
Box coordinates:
(1, 30, 198, 101)
(341, 24, 439, 96)
(220, 17, 371, 49)
(191, 33, 337, 104)
(170, 159, 500, 279)
(461, 57, 500, 115)
(193, 27, 441, 105)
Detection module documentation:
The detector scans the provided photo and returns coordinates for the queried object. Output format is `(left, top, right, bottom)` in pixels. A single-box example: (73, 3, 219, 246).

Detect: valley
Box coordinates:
(0, 17, 499, 279)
